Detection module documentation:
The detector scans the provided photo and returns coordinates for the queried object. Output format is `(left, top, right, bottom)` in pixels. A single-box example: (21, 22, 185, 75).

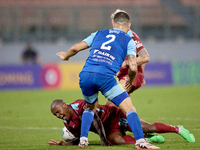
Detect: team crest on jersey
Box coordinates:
(71, 103, 79, 110)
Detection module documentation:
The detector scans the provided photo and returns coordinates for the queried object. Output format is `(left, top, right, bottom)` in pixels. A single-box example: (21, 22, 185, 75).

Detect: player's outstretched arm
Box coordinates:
(49, 138, 79, 146)
(126, 54, 137, 86)
(49, 139, 68, 146)
(56, 41, 89, 61)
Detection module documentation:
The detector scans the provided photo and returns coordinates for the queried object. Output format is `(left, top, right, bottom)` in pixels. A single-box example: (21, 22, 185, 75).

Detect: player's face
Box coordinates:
(51, 103, 72, 121)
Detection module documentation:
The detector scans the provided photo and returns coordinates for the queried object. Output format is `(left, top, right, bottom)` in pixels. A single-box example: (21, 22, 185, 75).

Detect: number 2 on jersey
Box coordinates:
(100, 35, 116, 50)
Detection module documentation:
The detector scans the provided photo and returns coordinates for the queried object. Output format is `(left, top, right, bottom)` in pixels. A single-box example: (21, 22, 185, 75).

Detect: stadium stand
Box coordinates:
(0, 0, 199, 41)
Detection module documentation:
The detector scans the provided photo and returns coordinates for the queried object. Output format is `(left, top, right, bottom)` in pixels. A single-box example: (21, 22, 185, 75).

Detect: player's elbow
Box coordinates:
(145, 56, 150, 63)
(140, 55, 150, 64)
(70, 44, 80, 53)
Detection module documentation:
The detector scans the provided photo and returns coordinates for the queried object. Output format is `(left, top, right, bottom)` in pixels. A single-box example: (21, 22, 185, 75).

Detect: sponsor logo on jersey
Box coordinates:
(93, 49, 115, 60)
(134, 40, 143, 49)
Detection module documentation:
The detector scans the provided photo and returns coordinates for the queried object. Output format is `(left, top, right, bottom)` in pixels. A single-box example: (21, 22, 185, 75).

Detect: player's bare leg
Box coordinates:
(107, 131, 125, 145)
(140, 119, 157, 133)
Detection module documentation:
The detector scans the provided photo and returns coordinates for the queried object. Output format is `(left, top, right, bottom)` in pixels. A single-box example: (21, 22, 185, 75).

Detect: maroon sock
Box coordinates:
(154, 122, 179, 133)
(124, 135, 136, 145)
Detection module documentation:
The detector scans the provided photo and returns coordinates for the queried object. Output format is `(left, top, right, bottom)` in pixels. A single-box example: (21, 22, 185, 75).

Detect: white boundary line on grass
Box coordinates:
(0, 117, 199, 130)
(0, 126, 61, 130)
(142, 117, 200, 121)
(2, 117, 199, 121)
(0, 126, 199, 130)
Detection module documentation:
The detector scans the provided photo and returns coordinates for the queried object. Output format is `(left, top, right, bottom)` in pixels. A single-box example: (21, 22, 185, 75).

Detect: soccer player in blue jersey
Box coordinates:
(56, 12, 159, 149)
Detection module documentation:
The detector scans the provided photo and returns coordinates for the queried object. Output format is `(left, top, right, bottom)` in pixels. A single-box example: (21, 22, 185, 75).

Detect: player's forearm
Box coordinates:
(64, 41, 89, 60)
(127, 55, 137, 83)
(136, 48, 150, 65)
(136, 56, 149, 65)
(128, 67, 137, 83)
(61, 138, 79, 146)
(64, 48, 79, 60)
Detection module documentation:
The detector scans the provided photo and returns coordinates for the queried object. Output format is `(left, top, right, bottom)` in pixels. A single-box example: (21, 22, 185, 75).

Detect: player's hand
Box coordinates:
(142, 79, 146, 86)
(56, 51, 68, 61)
(125, 77, 132, 92)
(121, 60, 128, 67)
(48, 139, 66, 146)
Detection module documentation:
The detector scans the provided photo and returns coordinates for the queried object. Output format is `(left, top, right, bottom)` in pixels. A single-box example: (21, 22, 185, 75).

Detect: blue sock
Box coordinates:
(126, 110, 144, 140)
(80, 109, 94, 138)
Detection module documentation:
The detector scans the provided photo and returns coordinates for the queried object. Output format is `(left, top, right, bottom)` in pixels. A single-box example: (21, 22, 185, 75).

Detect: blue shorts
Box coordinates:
(79, 71, 129, 106)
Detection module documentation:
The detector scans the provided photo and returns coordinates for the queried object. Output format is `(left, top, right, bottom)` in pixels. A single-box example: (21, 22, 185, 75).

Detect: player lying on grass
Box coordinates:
(49, 99, 195, 146)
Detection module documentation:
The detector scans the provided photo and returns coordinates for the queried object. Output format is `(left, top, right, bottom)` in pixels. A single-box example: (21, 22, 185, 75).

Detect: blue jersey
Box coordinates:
(82, 28, 136, 76)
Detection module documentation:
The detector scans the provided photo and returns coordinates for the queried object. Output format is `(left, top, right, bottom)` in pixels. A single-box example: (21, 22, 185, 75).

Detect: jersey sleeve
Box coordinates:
(83, 31, 98, 47)
(127, 39, 136, 56)
(128, 30, 145, 53)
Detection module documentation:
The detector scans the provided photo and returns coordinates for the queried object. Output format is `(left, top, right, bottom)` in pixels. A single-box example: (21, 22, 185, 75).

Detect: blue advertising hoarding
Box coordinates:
(0, 61, 199, 90)
(143, 62, 173, 85)
(0, 65, 42, 90)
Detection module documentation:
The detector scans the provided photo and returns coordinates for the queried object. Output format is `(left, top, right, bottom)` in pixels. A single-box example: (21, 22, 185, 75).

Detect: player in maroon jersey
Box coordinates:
(49, 99, 195, 146)
(103, 9, 195, 144)
(105, 10, 149, 107)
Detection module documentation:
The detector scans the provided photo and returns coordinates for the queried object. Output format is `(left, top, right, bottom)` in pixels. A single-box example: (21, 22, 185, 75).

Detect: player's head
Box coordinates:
(110, 9, 129, 20)
(111, 9, 131, 33)
(51, 99, 73, 121)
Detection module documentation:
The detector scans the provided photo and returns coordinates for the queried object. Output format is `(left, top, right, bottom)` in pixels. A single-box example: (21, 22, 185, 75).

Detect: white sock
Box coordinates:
(80, 136, 88, 142)
(136, 138, 146, 143)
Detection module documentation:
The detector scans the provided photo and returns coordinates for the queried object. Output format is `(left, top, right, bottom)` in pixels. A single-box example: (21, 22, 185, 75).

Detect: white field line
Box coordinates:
(0, 126, 199, 130)
(0, 117, 199, 130)
(0, 126, 61, 130)
(1, 117, 199, 121)
(142, 117, 200, 121)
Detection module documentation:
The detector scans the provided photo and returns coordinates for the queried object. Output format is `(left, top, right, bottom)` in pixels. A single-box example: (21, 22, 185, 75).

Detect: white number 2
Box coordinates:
(100, 35, 116, 50)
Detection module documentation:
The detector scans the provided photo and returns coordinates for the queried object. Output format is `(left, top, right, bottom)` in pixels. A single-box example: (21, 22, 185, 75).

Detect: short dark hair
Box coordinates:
(51, 99, 64, 109)
(114, 12, 130, 24)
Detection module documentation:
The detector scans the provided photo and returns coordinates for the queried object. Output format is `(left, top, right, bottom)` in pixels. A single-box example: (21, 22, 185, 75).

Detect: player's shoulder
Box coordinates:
(70, 99, 86, 110)
(128, 30, 140, 38)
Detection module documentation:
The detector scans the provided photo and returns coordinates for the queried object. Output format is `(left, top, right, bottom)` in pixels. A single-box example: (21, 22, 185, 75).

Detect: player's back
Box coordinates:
(82, 28, 133, 76)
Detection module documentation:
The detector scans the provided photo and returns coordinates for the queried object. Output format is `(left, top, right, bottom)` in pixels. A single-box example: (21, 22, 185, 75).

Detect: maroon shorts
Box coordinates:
(104, 110, 132, 136)
(117, 71, 144, 94)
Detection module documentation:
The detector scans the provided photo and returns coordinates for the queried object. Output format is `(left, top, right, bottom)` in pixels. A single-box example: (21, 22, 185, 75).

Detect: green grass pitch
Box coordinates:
(0, 85, 200, 150)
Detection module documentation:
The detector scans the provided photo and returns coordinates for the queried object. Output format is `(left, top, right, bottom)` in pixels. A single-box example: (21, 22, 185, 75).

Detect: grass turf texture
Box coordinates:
(0, 85, 199, 150)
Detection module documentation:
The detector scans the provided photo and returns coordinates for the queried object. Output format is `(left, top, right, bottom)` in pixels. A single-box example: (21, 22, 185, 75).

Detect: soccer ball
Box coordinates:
(62, 126, 75, 142)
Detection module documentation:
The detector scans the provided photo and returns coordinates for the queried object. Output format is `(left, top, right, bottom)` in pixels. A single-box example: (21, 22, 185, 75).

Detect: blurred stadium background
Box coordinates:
(0, 0, 200, 90)
(0, 1, 200, 149)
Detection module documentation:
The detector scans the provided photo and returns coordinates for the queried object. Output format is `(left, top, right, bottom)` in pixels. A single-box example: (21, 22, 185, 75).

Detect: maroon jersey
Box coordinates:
(117, 30, 145, 94)
(63, 99, 131, 138)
